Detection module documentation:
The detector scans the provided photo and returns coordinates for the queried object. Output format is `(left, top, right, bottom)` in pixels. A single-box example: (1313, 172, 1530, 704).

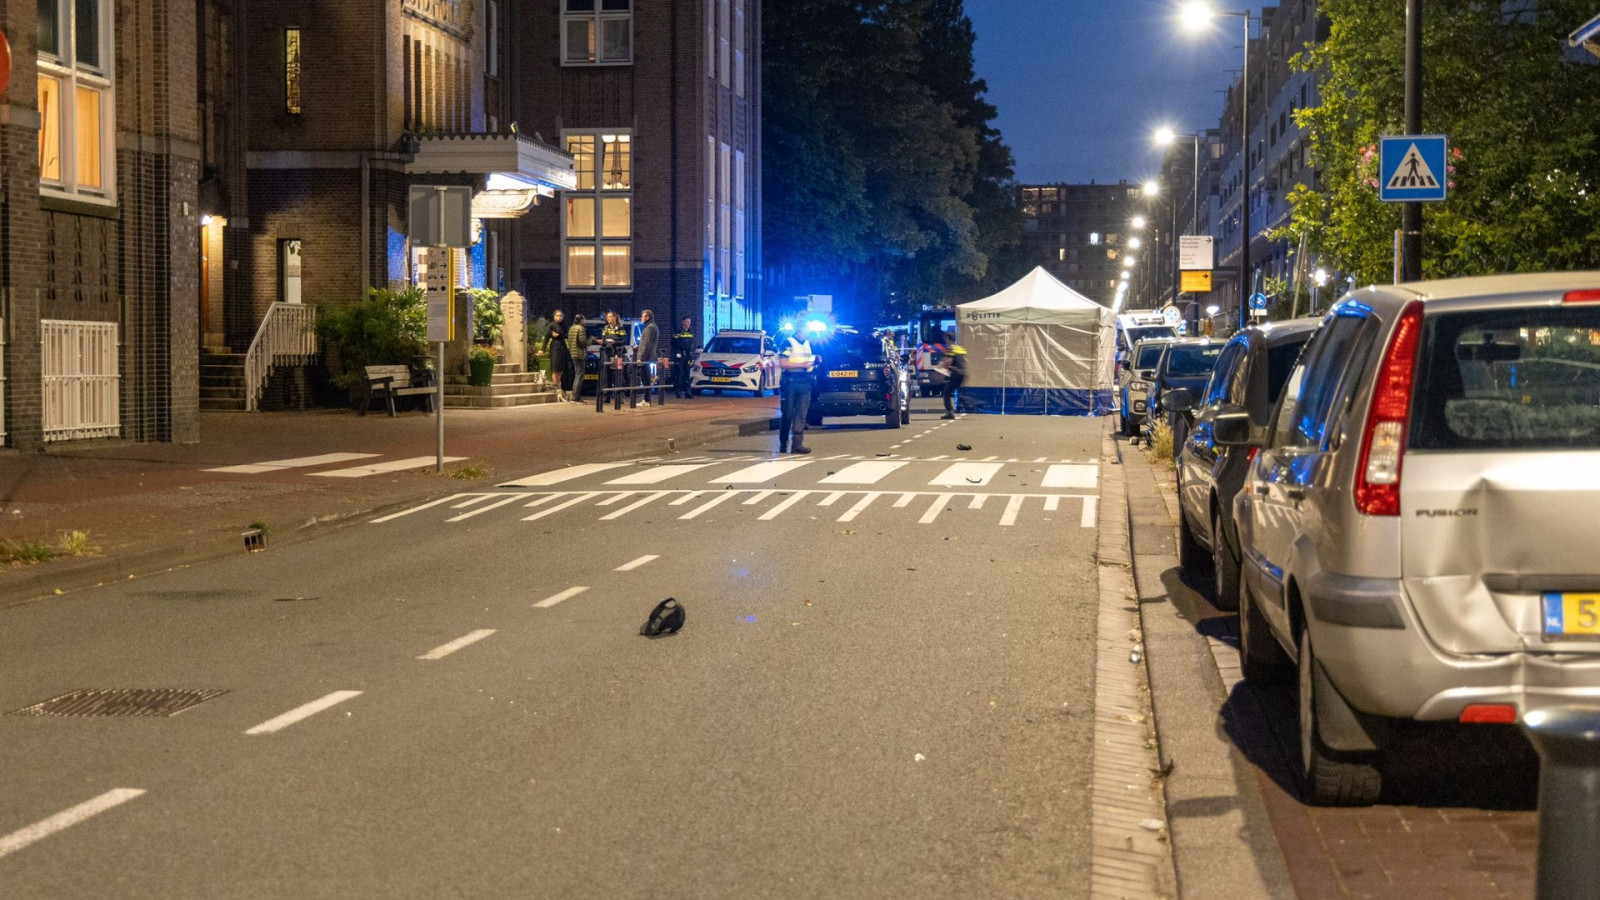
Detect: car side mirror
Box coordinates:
(1163, 388, 1195, 413)
(1212, 410, 1253, 447)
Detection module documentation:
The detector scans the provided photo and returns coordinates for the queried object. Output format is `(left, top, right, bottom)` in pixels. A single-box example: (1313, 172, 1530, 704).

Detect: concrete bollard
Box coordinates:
(1522, 706, 1600, 900)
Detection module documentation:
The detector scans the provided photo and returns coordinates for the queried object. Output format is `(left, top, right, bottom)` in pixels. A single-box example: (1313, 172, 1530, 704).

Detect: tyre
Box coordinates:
(1177, 507, 1210, 572)
(1238, 582, 1292, 685)
(1210, 510, 1242, 612)
(1298, 627, 1383, 806)
(806, 409, 823, 428)
(901, 404, 912, 425)
(886, 403, 902, 429)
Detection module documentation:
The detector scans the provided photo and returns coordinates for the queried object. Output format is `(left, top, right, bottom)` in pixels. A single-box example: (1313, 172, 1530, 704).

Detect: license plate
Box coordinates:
(1543, 592, 1600, 636)
(829, 370, 859, 378)
(710, 377, 734, 383)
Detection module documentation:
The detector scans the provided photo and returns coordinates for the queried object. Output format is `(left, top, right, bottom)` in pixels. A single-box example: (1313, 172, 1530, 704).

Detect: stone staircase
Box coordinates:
(442, 363, 559, 409)
(199, 351, 247, 411)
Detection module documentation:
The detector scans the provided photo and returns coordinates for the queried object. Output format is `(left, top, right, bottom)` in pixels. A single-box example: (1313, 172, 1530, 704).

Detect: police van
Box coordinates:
(1114, 312, 1179, 365)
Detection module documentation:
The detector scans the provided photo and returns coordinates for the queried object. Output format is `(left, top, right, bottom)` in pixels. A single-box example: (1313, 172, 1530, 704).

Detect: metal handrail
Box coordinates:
(243, 302, 318, 411)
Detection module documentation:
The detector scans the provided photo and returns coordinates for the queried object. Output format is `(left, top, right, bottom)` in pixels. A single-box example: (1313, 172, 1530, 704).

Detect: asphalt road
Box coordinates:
(0, 404, 1109, 899)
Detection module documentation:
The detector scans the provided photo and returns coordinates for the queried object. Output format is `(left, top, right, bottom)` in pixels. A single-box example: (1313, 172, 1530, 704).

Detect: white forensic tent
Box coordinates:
(954, 266, 1115, 416)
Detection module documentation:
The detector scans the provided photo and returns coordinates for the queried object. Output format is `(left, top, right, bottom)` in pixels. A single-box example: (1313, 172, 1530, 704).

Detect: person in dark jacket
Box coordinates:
(545, 310, 572, 401)
(635, 309, 659, 404)
(671, 317, 697, 398)
(941, 343, 968, 419)
(566, 315, 589, 401)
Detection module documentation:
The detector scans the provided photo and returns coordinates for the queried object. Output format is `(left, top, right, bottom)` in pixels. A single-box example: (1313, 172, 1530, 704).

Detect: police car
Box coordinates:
(805, 327, 913, 430)
(690, 330, 780, 396)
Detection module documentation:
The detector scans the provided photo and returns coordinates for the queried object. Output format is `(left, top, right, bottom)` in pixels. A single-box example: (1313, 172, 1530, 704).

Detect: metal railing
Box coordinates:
(243, 302, 318, 411)
(41, 319, 120, 442)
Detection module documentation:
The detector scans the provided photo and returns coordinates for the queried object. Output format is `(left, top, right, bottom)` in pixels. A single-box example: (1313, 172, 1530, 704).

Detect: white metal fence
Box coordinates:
(244, 302, 318, 411)
(42, 319, 120, 442)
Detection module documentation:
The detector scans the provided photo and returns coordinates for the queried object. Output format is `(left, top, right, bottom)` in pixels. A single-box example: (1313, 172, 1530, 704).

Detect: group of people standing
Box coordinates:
(540, 309, 700, 404)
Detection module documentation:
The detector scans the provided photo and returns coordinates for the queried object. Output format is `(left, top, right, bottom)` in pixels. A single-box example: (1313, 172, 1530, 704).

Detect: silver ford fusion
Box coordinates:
(1223, 272, 1600, 806)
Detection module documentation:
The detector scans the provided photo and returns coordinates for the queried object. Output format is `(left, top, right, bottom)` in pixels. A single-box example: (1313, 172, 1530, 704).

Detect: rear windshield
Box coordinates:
(1125, 325, 1177, 348)
(706, 336, 761, 355)
(1133, 343, 1168, 369)
(1412, 307, 1600, 450)
(1161, 344, 1224, 377)
(819, 333, 884, 365)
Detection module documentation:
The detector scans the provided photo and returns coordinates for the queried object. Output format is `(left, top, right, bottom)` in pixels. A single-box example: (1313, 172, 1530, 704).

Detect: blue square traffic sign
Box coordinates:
(1379, 135, 1449, 202)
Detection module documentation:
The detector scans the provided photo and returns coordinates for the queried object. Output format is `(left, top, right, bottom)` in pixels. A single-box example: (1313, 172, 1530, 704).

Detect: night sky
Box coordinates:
(966, 0, 1276, 186)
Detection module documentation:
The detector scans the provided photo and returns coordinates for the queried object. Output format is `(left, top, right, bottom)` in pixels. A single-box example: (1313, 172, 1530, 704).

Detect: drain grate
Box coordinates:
(10, 688, 229, 718)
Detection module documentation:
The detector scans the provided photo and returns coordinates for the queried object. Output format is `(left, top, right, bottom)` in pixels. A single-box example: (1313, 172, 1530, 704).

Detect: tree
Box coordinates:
(1286, 0, 1600, 285)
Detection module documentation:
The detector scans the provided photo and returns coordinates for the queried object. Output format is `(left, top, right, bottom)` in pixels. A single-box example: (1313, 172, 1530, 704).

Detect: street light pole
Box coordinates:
(1400, 0, 1423, 281)
(1239, 11, 1251, 330)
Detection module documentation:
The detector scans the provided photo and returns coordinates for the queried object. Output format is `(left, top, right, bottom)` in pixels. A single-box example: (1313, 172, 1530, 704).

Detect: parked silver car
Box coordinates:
(1224, 272, 1600, 806)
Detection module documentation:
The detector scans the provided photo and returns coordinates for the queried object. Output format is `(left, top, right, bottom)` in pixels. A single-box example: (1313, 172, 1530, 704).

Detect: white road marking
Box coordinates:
(818, 492, 846, 507)
(928, 455, 948, 461)
(1081, 496, 1099, 528)
(601, 492, 669, 520)
(680, 492, 740, 520)
(889, 444, 904, 449)
(969, 495, 987, 510)
(929, 462, 1003, 487)
(523, 492, 600, 521)
(669, 491, 704, 506)
(418, 629, 496, 660)
(743, 490, 776, 506)
(312, 457, 464, 478)
(1042, 464, 1098, 489)
(1044, 496, 1062, 512)
(820, 461, 907, 485)
(370, 493, 478, 523)
(980, 455, 999, 462)
(919, 493, 953, 524)
(523, 494, 564, 508)
(999, 494, 1026, 527)
(246, 691, 363, 735)
(837, 492, 881, 523)
(0, 789, 147, 861)
(596, 491, 636, 506)
(1034, 457, 1048, 463)
(824, 453, 852, 460)
(615, 555, 660, 572)
(207, 452, 379, 474)
(758, 491, 813, 521)
(606, 464, 712, 485)
(446, 495, 527, 522)
(894, 493, 916, 508)
(717, 460, 812, 483)
(535, 586, 589, 609)
(499, 463, 629, 487)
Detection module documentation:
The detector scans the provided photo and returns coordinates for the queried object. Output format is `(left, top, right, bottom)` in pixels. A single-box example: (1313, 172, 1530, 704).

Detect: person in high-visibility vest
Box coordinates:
(670, 318, 697, 399)
(942, 343, 968, 419)
(777, 333, 816, 455)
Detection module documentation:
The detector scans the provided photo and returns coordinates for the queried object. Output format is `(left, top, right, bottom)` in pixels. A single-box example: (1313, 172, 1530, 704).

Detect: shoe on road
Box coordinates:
(790, 445, 812, 455)
(941, 413, 955, 420)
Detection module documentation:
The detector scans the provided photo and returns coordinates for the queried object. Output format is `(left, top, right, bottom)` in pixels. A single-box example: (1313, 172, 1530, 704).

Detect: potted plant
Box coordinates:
(468, 345, 497, 386)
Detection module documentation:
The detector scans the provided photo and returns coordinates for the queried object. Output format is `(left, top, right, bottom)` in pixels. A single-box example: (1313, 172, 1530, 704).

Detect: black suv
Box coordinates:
(1163, 318, 1320, 610)
(806, 329, 913, 429)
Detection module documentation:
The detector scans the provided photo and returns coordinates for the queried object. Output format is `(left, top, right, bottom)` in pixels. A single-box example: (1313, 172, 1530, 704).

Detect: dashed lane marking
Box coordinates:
(1081, 496, 1099, 528)
(717, 460, 813, 483)
(615, 555, 659, 572)
(1044, 496, 1062, 512)
(680, 492, 739, 520)
(818, 491, 846, 507)
(312, 457, 466, 478)
(759, 491, 814, 521)
(446, 494, 528, 522)
(418, 629, 497, 660)
(837, 492, 881, 523)
(535, 587, 589, 609)
(999, 494, 1027, 527)
(919, 493, 954, 525)
(499, 463, 629, 487)
(245, 691, 363, 735)
(207, 452, 380, 474)
(523, 492, 601, 521)
(0, 789, 147, 861)
(600, 492, 669, 520)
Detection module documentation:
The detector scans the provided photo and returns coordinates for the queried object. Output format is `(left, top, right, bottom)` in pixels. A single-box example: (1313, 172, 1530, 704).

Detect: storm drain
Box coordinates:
(10, 688, 229, 718)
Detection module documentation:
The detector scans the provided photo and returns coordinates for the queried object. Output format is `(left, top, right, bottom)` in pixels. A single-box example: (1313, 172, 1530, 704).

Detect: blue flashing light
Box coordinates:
(805, 319, 828, 334)
(779, 320, 795, 332)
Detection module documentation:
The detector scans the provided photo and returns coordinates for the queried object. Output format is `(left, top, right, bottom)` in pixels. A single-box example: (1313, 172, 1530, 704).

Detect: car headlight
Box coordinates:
(1132, 381, 1150, 392)
(742, 363, 759, 373)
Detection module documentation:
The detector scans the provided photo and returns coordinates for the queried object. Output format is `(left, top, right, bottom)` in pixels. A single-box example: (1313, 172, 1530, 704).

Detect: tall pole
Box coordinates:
(1400, 0, 1423, 282)
(1239, 12, 1252, 329)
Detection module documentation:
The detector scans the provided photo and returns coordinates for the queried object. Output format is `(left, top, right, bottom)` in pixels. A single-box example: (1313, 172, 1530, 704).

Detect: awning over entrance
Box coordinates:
(406, 133, 577, 219)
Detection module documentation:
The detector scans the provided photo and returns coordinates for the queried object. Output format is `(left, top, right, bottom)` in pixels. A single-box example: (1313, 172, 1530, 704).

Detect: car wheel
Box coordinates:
(1177, 506, 1210, 573)
(1210, 510, 1242, 612)
(1239, 582, 1293, 685)
(1298, 627, 1383, 806)
(901, 404, 912, 425)
(806, 409, 823, 428)
(885, 403, 902, 429)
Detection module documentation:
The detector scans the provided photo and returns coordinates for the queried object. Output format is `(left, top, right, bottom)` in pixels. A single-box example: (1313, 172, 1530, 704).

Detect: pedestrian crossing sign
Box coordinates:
(1379, 135, 1448, 203)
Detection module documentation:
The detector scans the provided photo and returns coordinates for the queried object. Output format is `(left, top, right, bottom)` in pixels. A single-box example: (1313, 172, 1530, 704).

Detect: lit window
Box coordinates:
(285, 28, 302, 114)
(563, 0, 632, 66)
(38, 0, 113, 202)
(562, 130, 632, 291)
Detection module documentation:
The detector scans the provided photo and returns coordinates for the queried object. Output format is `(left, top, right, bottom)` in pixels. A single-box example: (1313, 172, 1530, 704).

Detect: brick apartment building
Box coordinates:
(1018, 182, 1144, 309)
(513, 0, 763, 337)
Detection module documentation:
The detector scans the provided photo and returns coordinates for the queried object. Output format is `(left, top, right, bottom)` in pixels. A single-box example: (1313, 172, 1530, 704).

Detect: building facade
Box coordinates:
(513, 0, 763, 339)
(1018, 182, 1144, 308)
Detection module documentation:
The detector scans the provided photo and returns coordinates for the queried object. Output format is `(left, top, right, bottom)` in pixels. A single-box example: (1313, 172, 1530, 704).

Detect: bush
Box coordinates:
(1145, 418, 1175, 465)
(315, 286, 429, 390)
(463, 288, 504, 344)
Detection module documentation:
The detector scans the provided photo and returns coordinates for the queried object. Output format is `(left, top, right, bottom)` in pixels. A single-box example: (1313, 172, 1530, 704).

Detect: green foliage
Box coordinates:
(314, 286, 429, 390)
(1292, 1, 1600, 284)
(527, 316, 551, 369)
(467, 344, 497, 364)
(463, 288, 504, 344)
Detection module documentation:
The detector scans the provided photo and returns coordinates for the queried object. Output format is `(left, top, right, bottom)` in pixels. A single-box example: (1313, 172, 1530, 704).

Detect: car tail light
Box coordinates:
(1563, 290, 1600, 303)
(1354, 301, 1424, 516)
(1247, 446, 1259, 467)
(1459, 704, 1517, 724)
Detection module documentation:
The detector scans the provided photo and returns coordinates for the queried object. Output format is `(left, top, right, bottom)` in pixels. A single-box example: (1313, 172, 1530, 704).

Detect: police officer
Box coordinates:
(777, 330, 816, 455)
(671, 317, 697, 398)
(598, 312, 628, 403)
(942, 342, 968, 419)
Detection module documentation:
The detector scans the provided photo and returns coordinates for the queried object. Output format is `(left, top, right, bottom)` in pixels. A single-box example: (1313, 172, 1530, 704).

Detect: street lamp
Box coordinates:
(1154, 127, 1202, 237)
(1181, 1, 1252, 332)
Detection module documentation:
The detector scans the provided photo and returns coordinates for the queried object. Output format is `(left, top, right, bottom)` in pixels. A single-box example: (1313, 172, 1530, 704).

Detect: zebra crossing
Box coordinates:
(497, 454, 1098, 492)
(205, 453, 466, 477)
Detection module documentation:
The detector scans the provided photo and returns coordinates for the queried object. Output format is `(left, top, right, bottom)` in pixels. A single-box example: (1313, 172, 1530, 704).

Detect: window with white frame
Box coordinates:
(719, 142, 731, 298)
(37, 0, 114, 202)
(717, 0, 730, 87)
(734, 150, 746, 299)
(705, 0, 715, 79)
(733, 0, 745, 97)
(563, 131, 632, 291)
(563, 0, 632, 66)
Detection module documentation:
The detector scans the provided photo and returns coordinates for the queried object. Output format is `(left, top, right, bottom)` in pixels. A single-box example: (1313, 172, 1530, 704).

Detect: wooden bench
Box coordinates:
(360, 364, 436, 417)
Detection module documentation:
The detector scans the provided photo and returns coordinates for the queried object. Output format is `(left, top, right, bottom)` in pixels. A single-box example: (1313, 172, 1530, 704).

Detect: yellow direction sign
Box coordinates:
(1180, 270, 1213, 293)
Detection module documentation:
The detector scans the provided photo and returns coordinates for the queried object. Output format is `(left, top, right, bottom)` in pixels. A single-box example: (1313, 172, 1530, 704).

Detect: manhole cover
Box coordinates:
(10, 688, 229, 718)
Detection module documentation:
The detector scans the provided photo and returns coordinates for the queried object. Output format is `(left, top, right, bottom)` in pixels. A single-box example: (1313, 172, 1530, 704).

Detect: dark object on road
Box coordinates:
(640, 598, 686, 638)
(956, 443, 972, 451)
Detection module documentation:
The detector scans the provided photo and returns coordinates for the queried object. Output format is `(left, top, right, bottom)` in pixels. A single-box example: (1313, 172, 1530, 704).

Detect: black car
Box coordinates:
(1143, 338, 1225, 452)
(806, 329, 913, 429)
(1164, 318, 1320, 610)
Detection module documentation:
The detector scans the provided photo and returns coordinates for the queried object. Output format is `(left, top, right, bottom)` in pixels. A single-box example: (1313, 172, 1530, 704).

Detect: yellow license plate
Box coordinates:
(829, 370, 859, 378)
(1544, 593, 1600, 636)
(711, 377, 734, 383)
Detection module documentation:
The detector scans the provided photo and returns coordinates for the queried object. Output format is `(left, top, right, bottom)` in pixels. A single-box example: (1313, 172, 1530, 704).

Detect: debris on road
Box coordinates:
(640, 598, 686, 637)
(956, 444, 972, 451)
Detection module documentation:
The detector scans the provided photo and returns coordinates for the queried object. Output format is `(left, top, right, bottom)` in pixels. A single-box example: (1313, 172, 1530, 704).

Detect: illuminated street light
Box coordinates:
(1130, 216, 1147, 229)
(1142, 180, 1160, 197)
(1129, 236, 1143, 250)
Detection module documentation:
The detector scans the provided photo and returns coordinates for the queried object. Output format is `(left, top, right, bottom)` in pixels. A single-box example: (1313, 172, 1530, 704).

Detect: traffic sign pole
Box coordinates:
(1401, 0, 1423, 282)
